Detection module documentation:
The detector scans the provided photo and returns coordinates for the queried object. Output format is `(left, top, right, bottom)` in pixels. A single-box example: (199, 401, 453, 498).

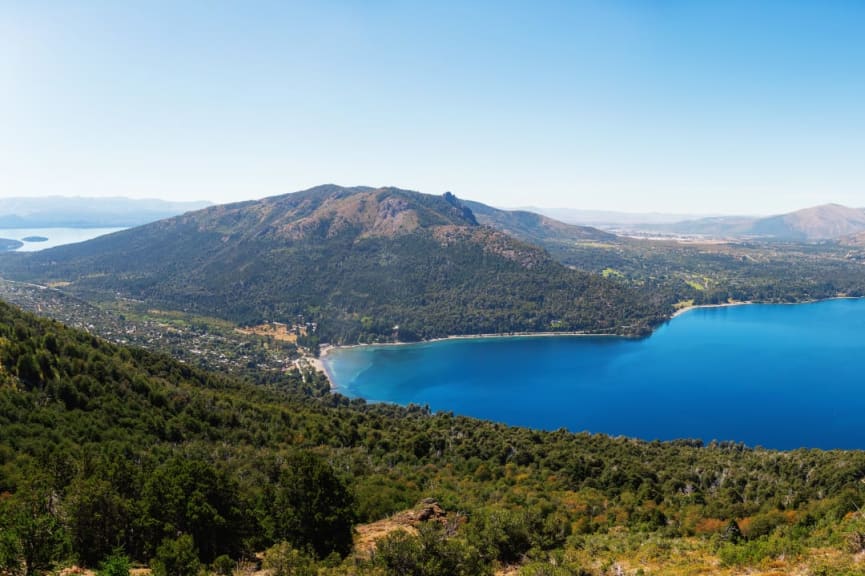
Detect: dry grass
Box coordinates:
(236, 322, 302, 343)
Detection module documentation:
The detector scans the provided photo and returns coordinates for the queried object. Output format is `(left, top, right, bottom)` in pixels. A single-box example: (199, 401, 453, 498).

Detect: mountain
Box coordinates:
(639, 204, 865, 241)
(462, 200, 615, 245)
(749, 204, 865, 241)
(520, 207, 716, 227)
(839, 230, 865, 246)
(644, 215, 760, 237)
(0, 196, 212, 227)
(0, 185, 671, 341)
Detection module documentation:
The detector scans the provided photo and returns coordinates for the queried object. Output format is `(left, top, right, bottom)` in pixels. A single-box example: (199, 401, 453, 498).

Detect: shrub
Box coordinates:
(261, 542, 316, 576)
(211, 555, 234, 576)
(98, 550, 130, 576)
(151, 535, 200, 576)
(718, 535, 802, 567)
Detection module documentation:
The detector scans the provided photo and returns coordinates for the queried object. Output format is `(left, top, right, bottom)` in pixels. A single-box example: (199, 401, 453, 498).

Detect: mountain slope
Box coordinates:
(751, 203, 865, 241)
(462, 200, 615, 245)
(0, 186, 671, 341)
(839, 230, 865, 246)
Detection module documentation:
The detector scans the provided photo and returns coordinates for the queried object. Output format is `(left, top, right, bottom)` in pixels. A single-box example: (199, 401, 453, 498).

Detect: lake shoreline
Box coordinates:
(319, 297, 865, 449)
(671, 295, 862, 319)
(671, 300, 753, 318)
(318, 330, 623, 390)
(320, 295, 864, 392)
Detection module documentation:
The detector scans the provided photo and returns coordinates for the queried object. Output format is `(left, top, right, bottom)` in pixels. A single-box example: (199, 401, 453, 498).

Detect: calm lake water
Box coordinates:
(324, 299, 865, 449)
(0, 227, 126, 251)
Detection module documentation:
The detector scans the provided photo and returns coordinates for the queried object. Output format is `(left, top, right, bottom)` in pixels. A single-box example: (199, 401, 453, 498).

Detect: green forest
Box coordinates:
(3, 299, 865, 575)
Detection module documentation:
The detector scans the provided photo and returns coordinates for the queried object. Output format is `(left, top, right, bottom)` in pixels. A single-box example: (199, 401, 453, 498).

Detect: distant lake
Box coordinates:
(324, 299, 865, 450)
(0, 227, 126, 252)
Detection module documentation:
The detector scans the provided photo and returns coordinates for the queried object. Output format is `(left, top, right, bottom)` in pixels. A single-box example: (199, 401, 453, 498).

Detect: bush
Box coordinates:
(98, 550, 130, 576)
(373, 530, 423, 575)
(151, 535, 200, 576)
(0, 528, 23, 576)
(468, 509, 533, 563)
(261, 542, 316, 576)
(718, 535, 802, 567)
(211, 555, 234, 576)
(374, 525, 487, 576)
(519, 562, 591, 576)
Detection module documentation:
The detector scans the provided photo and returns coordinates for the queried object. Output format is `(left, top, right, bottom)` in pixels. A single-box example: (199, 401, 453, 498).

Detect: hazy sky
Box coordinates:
(2, 1, 864, 214)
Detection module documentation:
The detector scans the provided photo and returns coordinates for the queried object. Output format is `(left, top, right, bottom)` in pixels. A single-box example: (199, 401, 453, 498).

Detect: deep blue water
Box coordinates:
(323, 299, 865, 449)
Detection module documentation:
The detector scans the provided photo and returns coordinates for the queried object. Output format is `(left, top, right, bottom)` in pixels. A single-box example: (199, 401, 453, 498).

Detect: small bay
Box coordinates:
(0, 227, 127, 252)
(324, 298, 865, 449)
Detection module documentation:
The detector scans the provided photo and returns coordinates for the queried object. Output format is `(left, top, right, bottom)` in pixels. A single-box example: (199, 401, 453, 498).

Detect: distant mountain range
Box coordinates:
(522, 203, 865, 242)
(522, 207, 715, 227)
(641, 204, 865, 241)
(0, 185, 668, 342)
(0, 196, 212, 228)
(535, 203, 865, 242)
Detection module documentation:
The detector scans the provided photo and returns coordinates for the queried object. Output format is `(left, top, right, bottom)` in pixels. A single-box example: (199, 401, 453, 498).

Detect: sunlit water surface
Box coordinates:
(324, 299, 865, 449)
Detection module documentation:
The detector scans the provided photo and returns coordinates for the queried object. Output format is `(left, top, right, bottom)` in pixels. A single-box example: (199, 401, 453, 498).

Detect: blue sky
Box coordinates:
(2, 1, 863, 214)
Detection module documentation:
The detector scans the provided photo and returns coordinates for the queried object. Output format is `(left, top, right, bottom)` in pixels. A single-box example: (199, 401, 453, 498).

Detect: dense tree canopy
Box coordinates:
(2, 298, 865, 574)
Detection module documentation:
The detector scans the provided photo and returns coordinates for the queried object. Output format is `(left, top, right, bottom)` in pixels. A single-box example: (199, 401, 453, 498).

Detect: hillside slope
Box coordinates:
(462, 200, 615, 245)
(3, 298, 865, 575)
(751, 203, 865, 241)
(0, 186, 671, 341)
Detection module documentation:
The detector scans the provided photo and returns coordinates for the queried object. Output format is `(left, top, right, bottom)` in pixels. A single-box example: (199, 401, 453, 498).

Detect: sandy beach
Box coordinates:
(315, 331, 620, 391)
(671, 300, 753, 318)
(671, 295, 861, 319)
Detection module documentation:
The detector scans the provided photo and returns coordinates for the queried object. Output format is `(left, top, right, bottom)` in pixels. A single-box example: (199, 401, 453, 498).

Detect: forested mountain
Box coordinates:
(0, 186, 672, 342)
(3, 298, 865, 575)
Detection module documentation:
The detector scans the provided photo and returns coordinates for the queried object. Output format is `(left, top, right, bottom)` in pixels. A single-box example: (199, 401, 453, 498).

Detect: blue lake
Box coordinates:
(0, 227, 126, 252)
(323, 299, 865, 450)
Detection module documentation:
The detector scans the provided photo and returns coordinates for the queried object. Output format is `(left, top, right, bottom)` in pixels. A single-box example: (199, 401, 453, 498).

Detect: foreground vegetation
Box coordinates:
(3, 300, 865, 575)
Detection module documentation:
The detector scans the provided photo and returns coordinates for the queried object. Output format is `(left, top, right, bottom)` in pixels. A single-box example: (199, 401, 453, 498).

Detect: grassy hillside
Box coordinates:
(0, 186, 672, 341)
(3, 299, 865, 575)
